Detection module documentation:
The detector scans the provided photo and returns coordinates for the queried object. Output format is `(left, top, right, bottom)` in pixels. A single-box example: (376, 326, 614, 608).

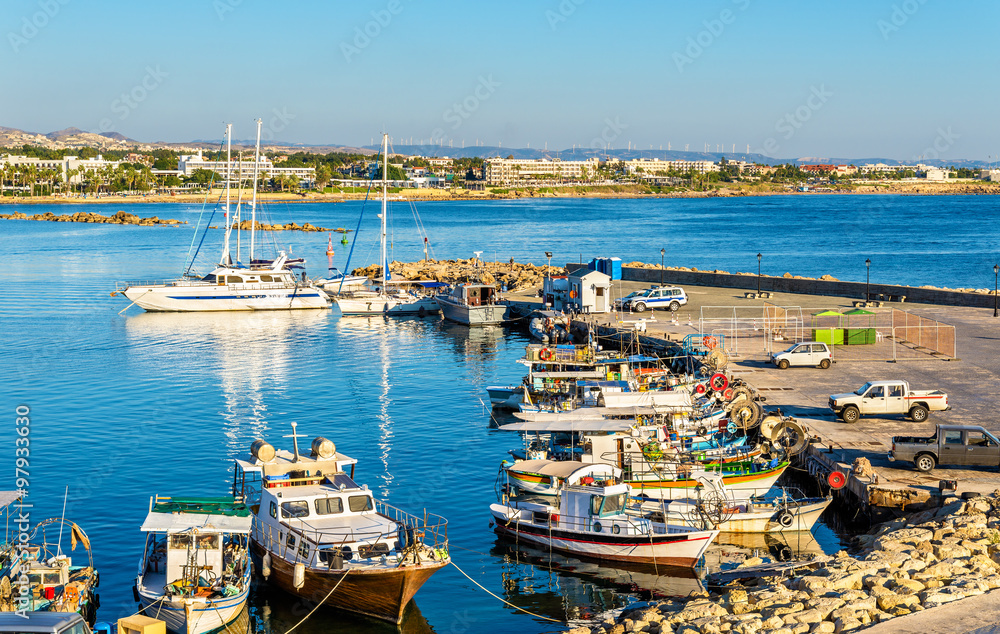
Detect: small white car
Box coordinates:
(621, 286, 688, 312)
(770, 342, 833, 369)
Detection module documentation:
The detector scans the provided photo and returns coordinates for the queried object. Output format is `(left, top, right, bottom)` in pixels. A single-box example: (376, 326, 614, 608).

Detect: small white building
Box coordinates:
(924, 168, 948, 181)
(544, 271, 612, 313)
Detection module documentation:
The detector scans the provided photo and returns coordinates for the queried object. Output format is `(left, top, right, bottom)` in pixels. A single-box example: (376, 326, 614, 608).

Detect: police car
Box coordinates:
(618, 286, 688, 312)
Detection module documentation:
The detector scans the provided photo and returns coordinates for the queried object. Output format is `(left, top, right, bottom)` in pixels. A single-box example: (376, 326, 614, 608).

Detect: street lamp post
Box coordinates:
(994, 264, 998, 317)
(757, 253, 762, 296)
(865, 258, 871, 302)
(544, 251, 553, 307)
(660, 248, 665, 286)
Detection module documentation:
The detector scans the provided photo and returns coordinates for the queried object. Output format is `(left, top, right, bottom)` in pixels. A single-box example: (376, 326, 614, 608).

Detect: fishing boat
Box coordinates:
(135, 496, 253, 634)
(232, 424, 449, 624)
(490, 463, 718, 567)
(436, 282, 511, 326)
(5, 518, 100, 624)
(114, 121, 329, 312)
(332, 134, 440, 317)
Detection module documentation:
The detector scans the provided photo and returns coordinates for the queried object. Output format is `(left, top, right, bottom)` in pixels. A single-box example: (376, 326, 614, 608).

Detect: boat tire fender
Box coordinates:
(776, 509, 795, 528)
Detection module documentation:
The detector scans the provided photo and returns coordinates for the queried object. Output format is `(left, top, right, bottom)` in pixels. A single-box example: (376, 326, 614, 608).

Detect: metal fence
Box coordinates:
(694, 304, 956, 363)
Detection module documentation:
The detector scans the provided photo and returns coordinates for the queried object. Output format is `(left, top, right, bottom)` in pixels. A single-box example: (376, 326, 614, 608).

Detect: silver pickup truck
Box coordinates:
(889, 424, 1000, 472)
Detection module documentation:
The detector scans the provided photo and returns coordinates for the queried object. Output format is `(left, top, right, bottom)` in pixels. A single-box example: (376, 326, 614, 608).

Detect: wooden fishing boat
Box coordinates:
(232, 426, 449, 624)
(491, 464, 717, 567)
(135, 496, 253, 634)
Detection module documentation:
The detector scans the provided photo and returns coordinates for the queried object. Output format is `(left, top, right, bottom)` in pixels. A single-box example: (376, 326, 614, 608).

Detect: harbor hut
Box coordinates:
(567, 269, 612, 313)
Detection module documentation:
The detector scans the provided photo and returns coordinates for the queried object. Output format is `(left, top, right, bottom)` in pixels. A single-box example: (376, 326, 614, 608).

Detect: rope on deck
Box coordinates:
(449, 560, 564, 623)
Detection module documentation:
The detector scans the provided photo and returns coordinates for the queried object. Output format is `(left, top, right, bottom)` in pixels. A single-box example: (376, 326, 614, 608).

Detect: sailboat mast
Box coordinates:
(250, 118, 263, 263)
(221, 123, 233, 264)
(235, 150, 244, 264)
(381, 133, 388, 287)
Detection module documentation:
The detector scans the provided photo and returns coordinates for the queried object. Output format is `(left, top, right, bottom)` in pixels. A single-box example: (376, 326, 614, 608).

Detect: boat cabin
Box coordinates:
(447, 283, 501, 307)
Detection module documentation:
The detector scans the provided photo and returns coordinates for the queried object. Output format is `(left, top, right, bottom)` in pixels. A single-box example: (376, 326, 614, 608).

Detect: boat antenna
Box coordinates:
(56, 485, 68, 557)
(285, 421, 305, 463)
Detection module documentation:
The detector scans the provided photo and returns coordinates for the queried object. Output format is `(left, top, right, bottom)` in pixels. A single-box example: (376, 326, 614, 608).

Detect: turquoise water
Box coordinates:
(2, 193, 981, 632)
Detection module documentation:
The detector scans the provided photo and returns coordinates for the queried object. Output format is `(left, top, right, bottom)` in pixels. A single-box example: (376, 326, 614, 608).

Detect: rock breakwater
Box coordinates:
(569, 494, 1000, 634)
(0, 210, 348, 232)
(352, 258, 564, 292)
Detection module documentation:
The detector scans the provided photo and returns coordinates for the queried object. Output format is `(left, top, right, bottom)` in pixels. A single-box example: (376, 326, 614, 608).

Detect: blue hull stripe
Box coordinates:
(167, 294, 324, 300)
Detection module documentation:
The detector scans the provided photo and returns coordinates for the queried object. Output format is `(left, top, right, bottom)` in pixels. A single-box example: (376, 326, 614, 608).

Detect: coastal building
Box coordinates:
(924, 168, 948, 181)
(980, 169, 1000, 182)
(177, 150, 315, 184)
(484, 157, 600, 186)
(0, 154, 126, 184)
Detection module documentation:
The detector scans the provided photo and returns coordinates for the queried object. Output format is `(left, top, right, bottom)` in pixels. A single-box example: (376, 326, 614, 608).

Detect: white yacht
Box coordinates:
(332, 133, 440, 317)
(135, 496, 253, 634)
(232, 426, 449, 624)
(114, 121, 329, 313)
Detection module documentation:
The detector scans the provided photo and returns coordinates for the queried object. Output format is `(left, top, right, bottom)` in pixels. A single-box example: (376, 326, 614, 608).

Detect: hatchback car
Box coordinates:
(770, 341, 833, 369)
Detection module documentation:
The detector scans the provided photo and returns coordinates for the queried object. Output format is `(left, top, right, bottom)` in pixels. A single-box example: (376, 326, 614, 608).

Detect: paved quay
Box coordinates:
(507, 279, 1000, 506)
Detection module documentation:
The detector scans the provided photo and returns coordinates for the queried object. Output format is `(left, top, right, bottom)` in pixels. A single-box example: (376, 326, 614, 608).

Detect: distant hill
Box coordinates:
(0, 123, 991, 168)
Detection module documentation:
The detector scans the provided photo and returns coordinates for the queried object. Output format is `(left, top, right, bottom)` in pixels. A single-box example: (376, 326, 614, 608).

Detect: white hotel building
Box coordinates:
(484, 157, 600, 186)
(177, 150, 315, 184)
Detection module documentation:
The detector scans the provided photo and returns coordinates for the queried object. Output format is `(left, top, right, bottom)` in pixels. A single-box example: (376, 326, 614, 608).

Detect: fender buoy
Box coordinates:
(539, 348, 553, 361)
(709, 373, 728, 392)
(697, 426, 707, 437)
(694, 384, 706, 394)
(776, 509, 795, 528)
(703, 335, 719, 349)
(727, 421, 738, 434)
(723, 387, 734, 401)
(828, 471, 847, 490)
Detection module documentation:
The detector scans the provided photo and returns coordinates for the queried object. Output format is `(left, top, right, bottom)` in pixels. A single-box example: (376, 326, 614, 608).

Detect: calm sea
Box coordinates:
(2, 193, 991, 632)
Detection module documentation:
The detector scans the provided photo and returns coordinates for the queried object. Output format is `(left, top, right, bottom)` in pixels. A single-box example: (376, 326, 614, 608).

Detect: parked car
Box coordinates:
(770, 342, 833, 369)
(620, 286, 688, 312)
(0, 613, 90, 634)
(889, 424, 1000, 472)
(829, 380, 949, 424)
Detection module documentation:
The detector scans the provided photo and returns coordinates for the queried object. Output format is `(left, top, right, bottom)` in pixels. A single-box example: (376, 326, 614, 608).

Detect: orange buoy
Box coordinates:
(326, 233, 335, 256)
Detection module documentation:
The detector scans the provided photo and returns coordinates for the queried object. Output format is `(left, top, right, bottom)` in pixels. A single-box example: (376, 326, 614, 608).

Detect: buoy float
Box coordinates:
(709, 373, 728, 392)
(326, 232, 335, 256)
(694, 383, 706, 394)
(828, 470, 847, 489)
(341, 233, 349, 245)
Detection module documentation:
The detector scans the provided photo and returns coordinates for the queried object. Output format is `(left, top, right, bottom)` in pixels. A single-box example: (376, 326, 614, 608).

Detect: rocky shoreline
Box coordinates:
(568, 495, 1000, 634)
(0, 210, 347, 232)
(354, 257, 563, 293)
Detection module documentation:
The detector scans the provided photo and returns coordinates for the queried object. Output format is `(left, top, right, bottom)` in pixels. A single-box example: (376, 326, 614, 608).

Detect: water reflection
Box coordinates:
(490, 540, 703, 623)
(122, 310, 328, 459)
(250, 585, 433, 634)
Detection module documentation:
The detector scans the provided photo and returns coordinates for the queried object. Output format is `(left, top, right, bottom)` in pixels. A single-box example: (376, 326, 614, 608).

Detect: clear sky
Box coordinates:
(4, 0, 998, 160)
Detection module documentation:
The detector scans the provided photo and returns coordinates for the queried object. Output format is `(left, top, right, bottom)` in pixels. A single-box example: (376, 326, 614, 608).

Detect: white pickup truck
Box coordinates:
(829, 380, 950, 424)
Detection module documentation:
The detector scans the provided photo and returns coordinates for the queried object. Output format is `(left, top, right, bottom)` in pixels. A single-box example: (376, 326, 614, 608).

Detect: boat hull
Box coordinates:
(123, 285, 329, 312)
(489, 504, 717, 567)
(335, 295, 440, 316)
(250, 542, 446, 624)
(657, 497, 831, 533)
(138, 585, 249, 634)
(487, 385, 523, 409)
(437, 299, 511, 326)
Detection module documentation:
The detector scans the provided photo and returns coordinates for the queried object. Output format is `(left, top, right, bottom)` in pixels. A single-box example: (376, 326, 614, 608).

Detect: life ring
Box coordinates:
(570, 290, 577, 299)
(703, 336, 719, 349)
(539, 348, 554, 361)
(694, 384, 706, 394)
(776, 509, 795, 528)
(827, 471, 847, 490)
(709, 373, 728, 392)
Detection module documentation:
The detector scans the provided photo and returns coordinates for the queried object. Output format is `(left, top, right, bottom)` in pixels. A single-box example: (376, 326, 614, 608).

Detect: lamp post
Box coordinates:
(544, 251, 553, 307)
(757, 253, 762, 295)
(865, 258, 871, 302)
(660, 248, 665, 286)
(994, 264, 998, 317)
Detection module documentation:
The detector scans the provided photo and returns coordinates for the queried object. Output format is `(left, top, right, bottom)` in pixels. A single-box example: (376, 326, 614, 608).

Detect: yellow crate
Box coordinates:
(118, 616, 167, 634)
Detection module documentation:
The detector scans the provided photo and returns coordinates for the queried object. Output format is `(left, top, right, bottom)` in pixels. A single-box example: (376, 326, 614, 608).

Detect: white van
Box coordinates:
(770, 341, 833, 369)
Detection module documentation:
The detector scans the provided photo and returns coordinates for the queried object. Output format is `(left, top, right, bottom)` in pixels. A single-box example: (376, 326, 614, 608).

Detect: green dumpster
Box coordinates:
(812, 328, 844, 345)
(844, 328, 876, 345)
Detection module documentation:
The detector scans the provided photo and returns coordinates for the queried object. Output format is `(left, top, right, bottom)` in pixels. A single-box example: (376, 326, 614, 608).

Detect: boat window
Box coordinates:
(315, 497, 344, 515)
(348, 495, 373, 512)
(269, 501, 277, 518)
(592, 493, 626, 516)
(281, 500, 310, 518)
(169, 535, 192, 549)
(260, 275, 273, 282)
(286, 533, 296, 548)
(298, 540, 310, 560)
(45, 571, 62, 584)
(196, 534, 219, 550)
(201, 274, 217, 282)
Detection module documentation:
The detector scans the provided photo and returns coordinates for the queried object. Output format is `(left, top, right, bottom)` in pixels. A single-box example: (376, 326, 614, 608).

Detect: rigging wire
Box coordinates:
(183, 137, 227, 276)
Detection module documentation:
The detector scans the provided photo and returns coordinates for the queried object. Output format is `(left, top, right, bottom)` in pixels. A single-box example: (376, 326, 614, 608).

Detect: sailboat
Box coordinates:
(331, 133, 440, 317)
(114, 121, 329, 312)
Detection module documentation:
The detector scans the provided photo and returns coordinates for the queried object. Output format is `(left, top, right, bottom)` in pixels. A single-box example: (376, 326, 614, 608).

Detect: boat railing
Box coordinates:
(116, 279, 304, 291)
(520, 508, 652, 536)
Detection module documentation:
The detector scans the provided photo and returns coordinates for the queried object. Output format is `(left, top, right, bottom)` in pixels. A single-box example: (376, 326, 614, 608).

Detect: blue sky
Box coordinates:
(4, 0, 998, 160)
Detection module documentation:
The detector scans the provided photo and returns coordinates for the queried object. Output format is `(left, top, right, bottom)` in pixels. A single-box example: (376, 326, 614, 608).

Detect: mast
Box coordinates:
(221, 123, 233, 264)
(380, 133, 388, 288)
(235, 150, 244, 264)
(249, 118, 262, 263)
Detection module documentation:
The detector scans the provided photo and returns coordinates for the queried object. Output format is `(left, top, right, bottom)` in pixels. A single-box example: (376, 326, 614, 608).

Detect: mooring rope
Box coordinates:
(282, 569, 351, 634)
(449, 560, 563, 624)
